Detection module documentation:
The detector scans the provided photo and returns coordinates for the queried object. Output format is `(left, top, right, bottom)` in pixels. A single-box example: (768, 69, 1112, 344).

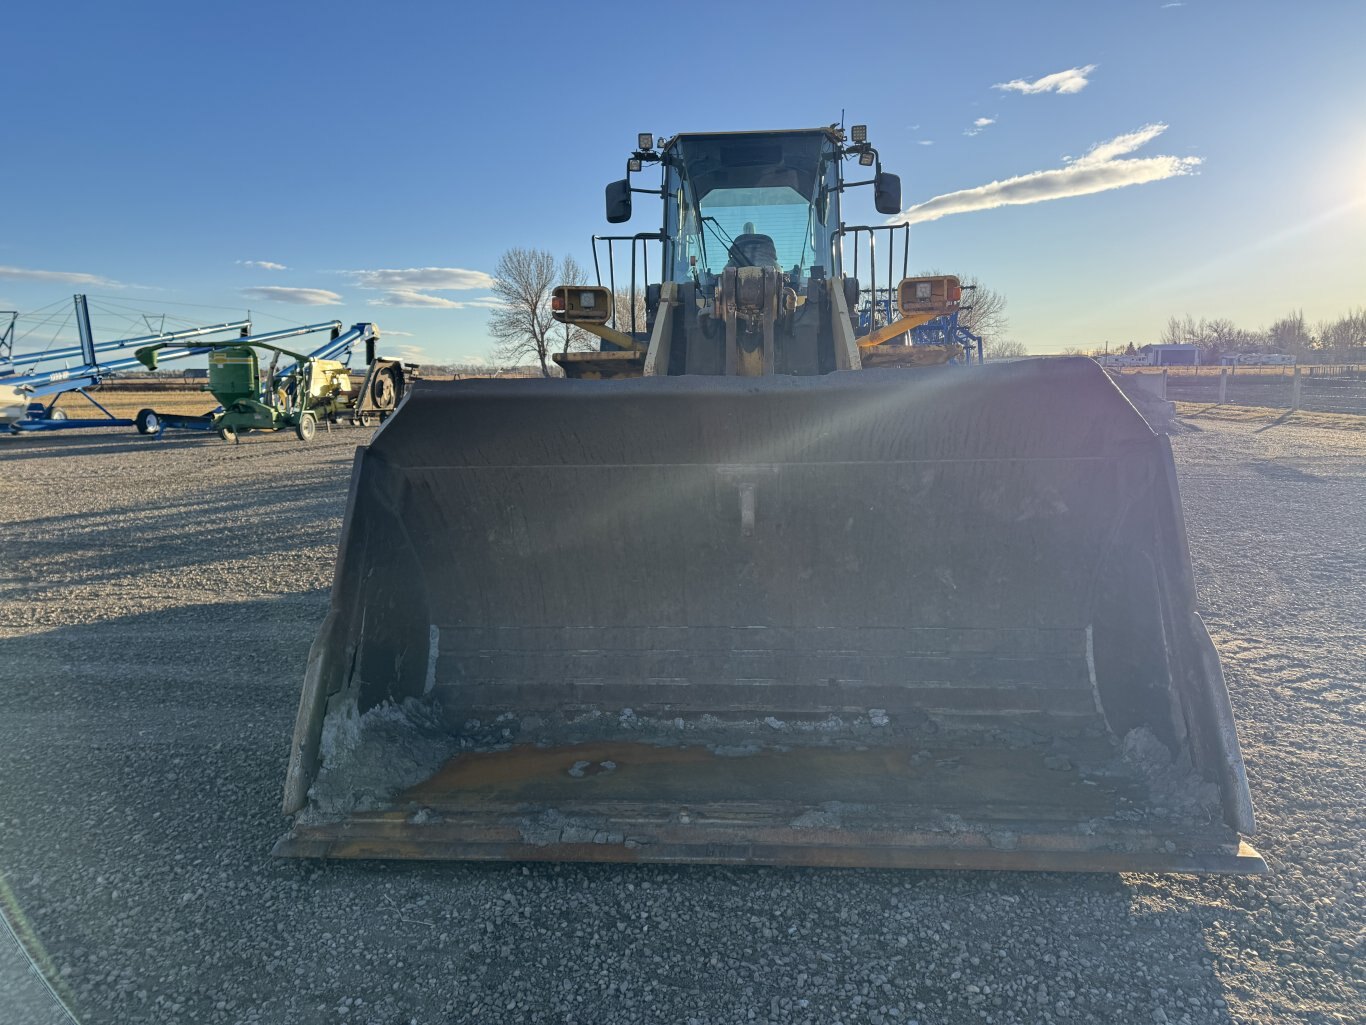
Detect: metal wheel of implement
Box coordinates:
(357, 412, 374, 428)
(295, 413, 317, 442)
(135, 409, 160, 435)
(48, 408, 67, 421)
(370, 367, 398, 410)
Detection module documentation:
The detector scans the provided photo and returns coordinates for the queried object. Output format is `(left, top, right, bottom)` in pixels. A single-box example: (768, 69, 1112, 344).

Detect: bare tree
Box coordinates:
(555, 255, 593, 356)
(487, 249, 602, 375)
(989, 338, 1029, 359)
(488, 247, 558, 376)
(1159, 314, 1207, 347)
(1315, 308, 1366, 356)
(1267, 310, 1313, 357)
(1204, 318, 1241, 352)
(916, 269, 1008, 343)
(957, 278, 1008, 343)
(613, 289, 650, 337)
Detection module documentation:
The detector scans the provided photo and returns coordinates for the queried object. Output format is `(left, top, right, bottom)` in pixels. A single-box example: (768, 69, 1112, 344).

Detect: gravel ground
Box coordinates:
(0, 415, 1361, 1025)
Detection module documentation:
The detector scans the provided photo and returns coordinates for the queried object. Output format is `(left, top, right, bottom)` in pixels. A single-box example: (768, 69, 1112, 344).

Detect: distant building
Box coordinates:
(1143, 343, 1201, 366)
(1097, 353, 1151, 368)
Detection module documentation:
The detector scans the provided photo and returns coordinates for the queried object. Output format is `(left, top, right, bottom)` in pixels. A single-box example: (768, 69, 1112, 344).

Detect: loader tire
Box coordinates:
(135, 409, 160, 435)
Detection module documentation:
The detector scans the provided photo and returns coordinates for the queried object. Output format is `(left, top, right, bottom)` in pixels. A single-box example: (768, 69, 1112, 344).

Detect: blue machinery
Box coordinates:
(842, 225, 984, 364)
(857, 298, 983, 364)
(0, 310, 16, 364)
(2, 295, 376, 433)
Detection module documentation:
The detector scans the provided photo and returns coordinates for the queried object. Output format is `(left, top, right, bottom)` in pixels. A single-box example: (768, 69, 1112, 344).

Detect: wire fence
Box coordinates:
(1118, 363, 1363, 377)
(1114, 365, 1366, 414)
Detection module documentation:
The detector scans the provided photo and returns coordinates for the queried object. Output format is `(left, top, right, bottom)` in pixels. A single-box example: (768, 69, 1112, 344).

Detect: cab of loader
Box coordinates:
(655, 128, 855, 293)
(552, 126, 971, 379)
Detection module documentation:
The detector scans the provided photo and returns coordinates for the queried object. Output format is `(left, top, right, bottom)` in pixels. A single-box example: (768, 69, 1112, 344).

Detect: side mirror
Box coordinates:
(606, 179, 632, 223)
(874, 171, 902, 215)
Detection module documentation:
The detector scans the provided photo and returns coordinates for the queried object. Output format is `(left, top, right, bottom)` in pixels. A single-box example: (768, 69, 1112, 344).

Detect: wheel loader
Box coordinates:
(276, 125, 1262, 873)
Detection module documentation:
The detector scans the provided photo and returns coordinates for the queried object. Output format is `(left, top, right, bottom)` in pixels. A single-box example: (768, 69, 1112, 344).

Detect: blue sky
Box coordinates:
(3, 0, 1363, 363)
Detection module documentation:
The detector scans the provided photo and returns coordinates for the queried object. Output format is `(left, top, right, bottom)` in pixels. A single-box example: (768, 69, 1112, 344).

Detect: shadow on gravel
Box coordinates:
(0, 599, 1241, 1025)
(0, 431, 216, 459)
(3, 481, 348, 586)
(0, 425, 362, 461)
(1252, 411, 1295, 433)
(1252, 460, 1322, 483)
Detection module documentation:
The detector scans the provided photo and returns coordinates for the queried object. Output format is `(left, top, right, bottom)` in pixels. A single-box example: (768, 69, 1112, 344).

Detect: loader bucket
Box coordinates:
(276, 358, 1262, 873)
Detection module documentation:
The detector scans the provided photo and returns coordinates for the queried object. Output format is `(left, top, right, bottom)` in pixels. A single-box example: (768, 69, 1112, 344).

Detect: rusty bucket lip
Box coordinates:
(273, 825, 1265, 876)
(277, 739, 1265, 875)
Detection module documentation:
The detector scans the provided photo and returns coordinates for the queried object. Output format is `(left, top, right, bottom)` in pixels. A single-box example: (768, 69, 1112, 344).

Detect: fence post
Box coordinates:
(1219, 368, 1227, 403)
(1161, 369, 1168, 400)
(1290, 366, 1302, 410)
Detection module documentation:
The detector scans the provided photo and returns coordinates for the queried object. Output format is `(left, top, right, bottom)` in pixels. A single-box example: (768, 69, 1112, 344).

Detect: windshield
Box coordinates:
(696, 186, 814, 273)
(665, 131, 839, 286)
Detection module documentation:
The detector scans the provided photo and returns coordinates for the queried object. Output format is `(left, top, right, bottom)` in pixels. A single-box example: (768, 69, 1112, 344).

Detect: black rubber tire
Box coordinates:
(357, 412, 374, 428)
(134, 408, 160, 435)
(295, 413, 317, 442)
(218, 425, 237, 443)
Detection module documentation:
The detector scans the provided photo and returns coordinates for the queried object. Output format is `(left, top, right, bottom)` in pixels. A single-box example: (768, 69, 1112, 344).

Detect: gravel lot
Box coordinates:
(0, 413, 1361, 1025)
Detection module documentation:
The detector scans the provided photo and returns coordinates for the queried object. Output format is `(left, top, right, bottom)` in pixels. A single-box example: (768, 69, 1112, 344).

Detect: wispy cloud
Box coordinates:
(889, 123, 1200, 226)
(345, 267, 494, 291)
(378, 328, 415, 337)
(237, 259, 288, 271)
(365, 289, 502, 310)
(1071, 123, 1169, 166)
(917, 140, 935, 146)
(1162, 3, 1184, 7)
(965, 117, 996, 137)
(0, 265, 118, 287)
(241, 286, 343, 306)
(994, 64, 1097, 95)
(342, 266, 496, 310)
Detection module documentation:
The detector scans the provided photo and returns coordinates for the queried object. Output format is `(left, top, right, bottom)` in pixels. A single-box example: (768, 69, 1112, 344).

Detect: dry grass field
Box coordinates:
(48, 387, 221, 420)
